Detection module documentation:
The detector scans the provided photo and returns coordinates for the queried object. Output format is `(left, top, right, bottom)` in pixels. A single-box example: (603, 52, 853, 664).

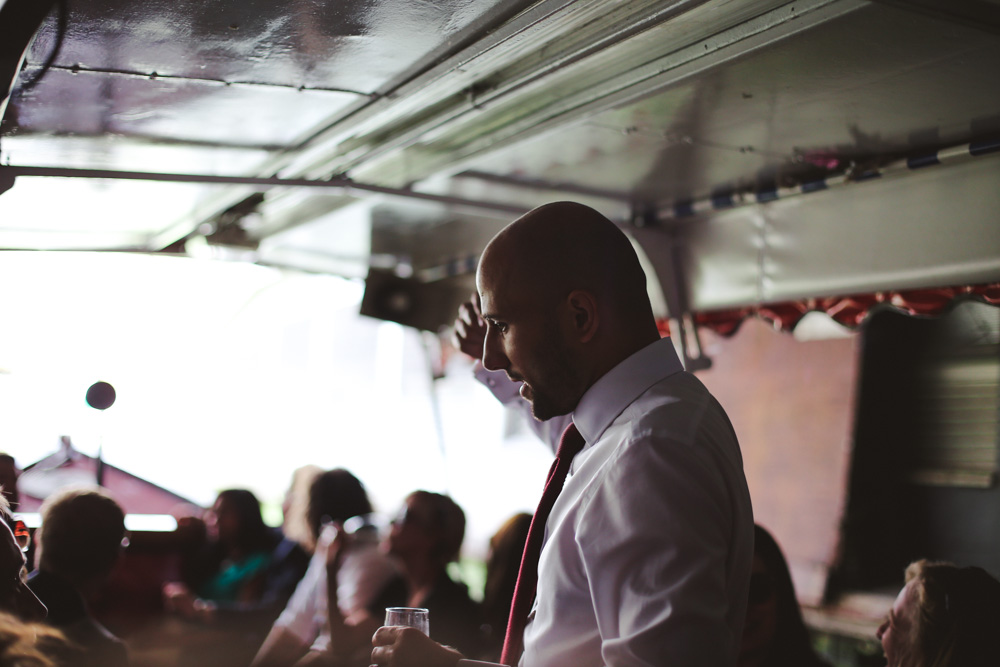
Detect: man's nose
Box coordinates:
(481, 330, 507, 372)
(875, 620, 887, 641)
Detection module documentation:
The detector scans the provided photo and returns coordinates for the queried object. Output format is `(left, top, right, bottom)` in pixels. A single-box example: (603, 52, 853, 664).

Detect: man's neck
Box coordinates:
(587, 330, 662, 390)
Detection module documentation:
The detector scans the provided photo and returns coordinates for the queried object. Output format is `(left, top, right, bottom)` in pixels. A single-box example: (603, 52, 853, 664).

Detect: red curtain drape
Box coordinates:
(683, 282, 1000, 337)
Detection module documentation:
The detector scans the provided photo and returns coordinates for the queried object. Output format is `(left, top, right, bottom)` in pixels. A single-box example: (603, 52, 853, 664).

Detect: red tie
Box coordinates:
(501, 422, 586, 666)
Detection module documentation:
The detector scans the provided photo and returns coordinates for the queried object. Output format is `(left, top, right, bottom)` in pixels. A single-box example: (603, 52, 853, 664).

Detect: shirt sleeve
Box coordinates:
(473, 363, 523, 404)
(272, 552, 324, 645)
(473, 363, 570, 454)
(339, 547, 401, 615)
(576, 423, 740, 666)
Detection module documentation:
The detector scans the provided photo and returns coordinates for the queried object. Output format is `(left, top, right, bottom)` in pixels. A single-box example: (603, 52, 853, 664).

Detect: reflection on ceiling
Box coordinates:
(2, 0, 999, 328)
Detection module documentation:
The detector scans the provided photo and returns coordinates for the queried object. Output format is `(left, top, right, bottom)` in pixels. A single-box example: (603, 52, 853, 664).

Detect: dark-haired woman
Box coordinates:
(739, 524, 832, 667)
(164, 489, 275, 610)
(251, 469, 401, 667)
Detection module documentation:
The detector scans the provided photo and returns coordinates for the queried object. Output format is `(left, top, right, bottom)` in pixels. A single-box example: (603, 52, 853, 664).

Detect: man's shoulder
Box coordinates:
(609, 371, 741, 474)
(626, 371, 726, 430)
(643, 368, 713, 402)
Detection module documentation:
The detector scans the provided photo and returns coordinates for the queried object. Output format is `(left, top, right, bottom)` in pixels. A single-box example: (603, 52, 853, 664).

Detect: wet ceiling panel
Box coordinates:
(341, 0, 796, 188)
(0, 0, 533, 250)
(406, 1, 1000, 206)
(9, 69, 363, 148)
(19, 0, 516, 93)
(6, 0, 529, 157)
(1, 0, 999, 306)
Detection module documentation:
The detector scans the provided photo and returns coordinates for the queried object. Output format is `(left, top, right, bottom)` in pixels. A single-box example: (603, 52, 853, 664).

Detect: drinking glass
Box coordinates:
(384, 607, 429, 636)
(343, 512, 389, 536)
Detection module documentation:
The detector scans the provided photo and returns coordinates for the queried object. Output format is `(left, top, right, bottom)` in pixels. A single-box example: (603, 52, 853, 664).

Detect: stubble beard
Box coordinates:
(524, 341, 581, 422)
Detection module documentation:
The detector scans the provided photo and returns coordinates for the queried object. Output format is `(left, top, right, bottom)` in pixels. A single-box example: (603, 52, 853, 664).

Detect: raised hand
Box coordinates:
(452, 295, 486, 361)
(317, 521, 348, 573)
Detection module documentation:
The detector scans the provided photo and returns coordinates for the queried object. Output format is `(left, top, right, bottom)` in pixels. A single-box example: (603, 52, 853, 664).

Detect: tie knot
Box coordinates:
(557, 422, 586, 460)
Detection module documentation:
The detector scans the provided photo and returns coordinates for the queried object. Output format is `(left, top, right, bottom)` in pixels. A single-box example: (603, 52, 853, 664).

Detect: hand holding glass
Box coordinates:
(384, 607, 429, 636)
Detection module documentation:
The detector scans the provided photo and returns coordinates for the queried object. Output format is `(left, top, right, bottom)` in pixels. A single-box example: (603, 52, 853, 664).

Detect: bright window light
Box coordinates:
(0, 252, 551, 558)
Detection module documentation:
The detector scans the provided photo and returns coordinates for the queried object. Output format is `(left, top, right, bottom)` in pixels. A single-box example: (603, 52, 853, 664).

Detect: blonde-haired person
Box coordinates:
(877, 559, 1000, 667)
(0, 611, 70, 667)
(281, 465, 323, 554)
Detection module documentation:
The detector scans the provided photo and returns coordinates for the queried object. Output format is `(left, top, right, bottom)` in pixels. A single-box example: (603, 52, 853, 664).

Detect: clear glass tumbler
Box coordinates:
(384, 607, 429, 636)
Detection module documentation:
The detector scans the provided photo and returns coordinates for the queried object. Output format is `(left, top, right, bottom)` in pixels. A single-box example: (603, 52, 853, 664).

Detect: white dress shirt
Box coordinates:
(470, 337, 753, 667)
(274, 530, 399, 652)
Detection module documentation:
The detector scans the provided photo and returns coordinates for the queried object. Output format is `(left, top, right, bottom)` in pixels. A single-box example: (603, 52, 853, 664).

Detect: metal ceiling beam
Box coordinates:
(281, 0, 717, 179)
(30, 0, 862, 253)
(650, 138, 1000, 222)
(0, 165, 530, 227)
(349, 0, 867, 186)
(149, 0, 716, 250)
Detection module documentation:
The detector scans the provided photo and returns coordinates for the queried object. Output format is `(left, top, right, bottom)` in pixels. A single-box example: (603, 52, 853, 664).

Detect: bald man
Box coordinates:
(373, 201, 754, 667)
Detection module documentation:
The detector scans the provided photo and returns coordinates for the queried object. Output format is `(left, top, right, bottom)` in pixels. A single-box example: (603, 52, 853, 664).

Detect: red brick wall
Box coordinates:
(694, 319, 859, 605)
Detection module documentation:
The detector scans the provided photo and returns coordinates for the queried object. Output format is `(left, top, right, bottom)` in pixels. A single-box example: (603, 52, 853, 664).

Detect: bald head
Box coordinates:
(477, 202, 660, 418)
(481, 201, 655, 327)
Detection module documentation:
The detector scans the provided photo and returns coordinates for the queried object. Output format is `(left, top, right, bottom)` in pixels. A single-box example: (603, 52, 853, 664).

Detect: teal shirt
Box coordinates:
(198, 551, 271, 602)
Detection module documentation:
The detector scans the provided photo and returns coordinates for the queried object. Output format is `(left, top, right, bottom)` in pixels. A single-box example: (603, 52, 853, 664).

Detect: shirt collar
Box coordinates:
(572, 337, 684, 445)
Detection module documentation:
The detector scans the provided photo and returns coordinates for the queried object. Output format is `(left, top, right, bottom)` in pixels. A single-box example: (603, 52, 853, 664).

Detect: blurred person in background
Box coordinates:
(0, 611, 69, 667)
(0, 493, 45, 621)
(877, 559, 1000, 667)
(479, 512, 532, 661)
(383, 491, 482, 657)
(0, 455, 26, 549)
(739, 525, 831, 667)
(0, 494, 64, 665)
(163, 479, 313, 659)
(252, 468, 400, 667)
(28, 486, 129, 667)
(0, 455, 20, 516)
(317, 490, 484, 665)
(164, 489, 275, 610)
(282, 465, 324, 555)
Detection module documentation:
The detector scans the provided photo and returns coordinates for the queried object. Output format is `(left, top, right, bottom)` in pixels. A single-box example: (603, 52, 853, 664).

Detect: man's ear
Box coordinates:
(566, 290, 599, 343)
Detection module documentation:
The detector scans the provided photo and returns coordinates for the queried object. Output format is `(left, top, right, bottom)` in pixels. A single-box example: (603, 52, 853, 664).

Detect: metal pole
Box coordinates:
(0, 164, 530, 217)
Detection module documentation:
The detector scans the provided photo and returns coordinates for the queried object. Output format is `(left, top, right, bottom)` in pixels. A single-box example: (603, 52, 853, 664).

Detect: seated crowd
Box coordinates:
(0, 456, 997, 667)
(0, 460, 528, 667)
